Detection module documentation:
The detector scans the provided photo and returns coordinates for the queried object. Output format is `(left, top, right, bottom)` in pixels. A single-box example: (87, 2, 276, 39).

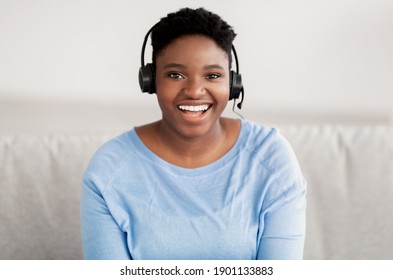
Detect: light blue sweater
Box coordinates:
(81, 120, 306, 259)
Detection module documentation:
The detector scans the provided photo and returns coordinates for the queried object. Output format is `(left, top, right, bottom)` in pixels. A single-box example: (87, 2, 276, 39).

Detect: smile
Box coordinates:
(178, 105, 210, 112)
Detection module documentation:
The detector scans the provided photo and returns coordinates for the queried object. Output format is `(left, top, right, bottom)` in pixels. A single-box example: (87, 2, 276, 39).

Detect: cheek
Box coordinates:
(155, 77, 176, 100)
(155, 75, 181, 99)
(215, 83, 231, 102)
(155, 88, 178, 115)
(156, 93, 173, 112)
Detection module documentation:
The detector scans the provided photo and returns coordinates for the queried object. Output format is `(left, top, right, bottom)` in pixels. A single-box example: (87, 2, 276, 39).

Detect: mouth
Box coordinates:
(178, 104, 210, 112)
(177, 104, 212, 119)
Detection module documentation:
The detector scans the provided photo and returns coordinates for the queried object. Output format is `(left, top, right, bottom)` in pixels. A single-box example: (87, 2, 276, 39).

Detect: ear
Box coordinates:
(139, 63, 156, 94)
(229, 70, 243, 100)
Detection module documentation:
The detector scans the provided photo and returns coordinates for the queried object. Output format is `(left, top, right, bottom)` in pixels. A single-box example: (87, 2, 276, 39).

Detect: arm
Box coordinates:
(257, 178, 307, 260)
(81, 176, 131, 260)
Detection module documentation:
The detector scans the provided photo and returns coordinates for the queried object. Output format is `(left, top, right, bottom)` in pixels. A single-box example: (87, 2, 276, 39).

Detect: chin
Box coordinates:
(176, 123, 215, 140)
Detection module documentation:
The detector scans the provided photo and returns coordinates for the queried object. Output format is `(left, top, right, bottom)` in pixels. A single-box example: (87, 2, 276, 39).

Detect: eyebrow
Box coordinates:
(204, 64, 225, 70)
(163, 63, 225, 70)
(163, 63, 187, 69)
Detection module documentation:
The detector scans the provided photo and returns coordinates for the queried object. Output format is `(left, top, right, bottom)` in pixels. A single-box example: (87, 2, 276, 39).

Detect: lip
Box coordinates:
(176, 102, 213, 123)
(176, 100, 214, 107)
(178, 104, 210, 112)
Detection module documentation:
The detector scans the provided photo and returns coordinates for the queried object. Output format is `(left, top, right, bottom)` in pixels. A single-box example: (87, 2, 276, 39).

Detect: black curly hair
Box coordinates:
(151, 7, 236, 66)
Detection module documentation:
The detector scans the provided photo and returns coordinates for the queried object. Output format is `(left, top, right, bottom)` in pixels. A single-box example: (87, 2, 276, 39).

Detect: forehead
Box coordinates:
(156, 35, 229, 66)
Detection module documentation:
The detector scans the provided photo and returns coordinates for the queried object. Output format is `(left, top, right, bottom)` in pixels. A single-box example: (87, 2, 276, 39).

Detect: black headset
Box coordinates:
(138, 24, 245, 109)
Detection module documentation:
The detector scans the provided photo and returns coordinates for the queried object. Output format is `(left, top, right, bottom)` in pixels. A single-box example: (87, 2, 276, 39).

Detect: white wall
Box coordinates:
(1, 0, 393, 132)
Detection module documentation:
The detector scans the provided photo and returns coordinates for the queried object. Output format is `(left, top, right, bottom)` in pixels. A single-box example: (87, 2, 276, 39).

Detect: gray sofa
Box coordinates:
(1, 125, 392, 259)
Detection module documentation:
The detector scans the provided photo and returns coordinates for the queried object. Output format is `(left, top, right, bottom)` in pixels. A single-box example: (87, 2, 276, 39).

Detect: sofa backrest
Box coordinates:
(0, 133, 112, 259)
(282, 125, 393, 259)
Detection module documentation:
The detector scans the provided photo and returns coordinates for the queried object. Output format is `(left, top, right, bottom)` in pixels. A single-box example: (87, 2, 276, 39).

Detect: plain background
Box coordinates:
(1, 0, 392, 133)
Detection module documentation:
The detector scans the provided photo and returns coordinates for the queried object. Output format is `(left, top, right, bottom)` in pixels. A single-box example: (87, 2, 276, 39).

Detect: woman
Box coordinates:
(81, 7, 306, 260)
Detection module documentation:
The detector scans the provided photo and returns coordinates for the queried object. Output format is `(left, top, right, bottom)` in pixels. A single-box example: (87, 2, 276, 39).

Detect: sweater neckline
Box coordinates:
(128, 119, 249, 177)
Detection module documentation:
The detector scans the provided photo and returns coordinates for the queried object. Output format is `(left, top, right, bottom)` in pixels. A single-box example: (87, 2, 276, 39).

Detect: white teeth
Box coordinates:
(178, 105, 210, 112)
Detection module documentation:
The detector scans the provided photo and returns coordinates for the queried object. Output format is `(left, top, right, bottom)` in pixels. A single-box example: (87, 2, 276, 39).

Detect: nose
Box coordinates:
(183, 77, 205, 98)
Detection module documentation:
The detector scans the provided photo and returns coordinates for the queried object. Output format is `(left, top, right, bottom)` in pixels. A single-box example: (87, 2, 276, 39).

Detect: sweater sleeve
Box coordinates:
(256, 176, 307, 259)
(256, 128, 307, 260)
(80, 174, 131, 260)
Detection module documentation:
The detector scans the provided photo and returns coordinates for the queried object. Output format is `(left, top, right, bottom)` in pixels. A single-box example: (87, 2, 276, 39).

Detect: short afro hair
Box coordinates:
(151, 7, 236, 66)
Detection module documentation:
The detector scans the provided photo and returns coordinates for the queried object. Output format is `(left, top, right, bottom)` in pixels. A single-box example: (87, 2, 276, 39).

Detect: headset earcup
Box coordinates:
(138, 63, 156, 94)
(229, 70, 243, 100)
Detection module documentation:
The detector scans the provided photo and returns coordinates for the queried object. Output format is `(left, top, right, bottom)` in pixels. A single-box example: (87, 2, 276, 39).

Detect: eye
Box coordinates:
(168, 72, 185, 79)
(206, 73, 221, 80)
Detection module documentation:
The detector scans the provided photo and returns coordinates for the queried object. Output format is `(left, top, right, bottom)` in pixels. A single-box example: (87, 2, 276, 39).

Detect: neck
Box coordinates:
(156, 118, 227, 168)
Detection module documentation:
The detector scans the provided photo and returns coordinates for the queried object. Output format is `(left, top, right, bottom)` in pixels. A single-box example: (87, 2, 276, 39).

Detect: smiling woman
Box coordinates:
(81, 7, 307, 260)
(149, 34, 236, 156)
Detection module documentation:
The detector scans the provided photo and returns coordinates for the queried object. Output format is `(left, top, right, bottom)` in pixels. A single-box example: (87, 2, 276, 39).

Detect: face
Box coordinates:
(155, 35, 230, 140)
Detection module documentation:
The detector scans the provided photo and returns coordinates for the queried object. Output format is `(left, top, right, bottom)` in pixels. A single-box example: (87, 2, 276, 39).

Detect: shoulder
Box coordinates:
(240, 119, 306, 201)
(241, 120, 298, 170)
(83, 129, 138, 192)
